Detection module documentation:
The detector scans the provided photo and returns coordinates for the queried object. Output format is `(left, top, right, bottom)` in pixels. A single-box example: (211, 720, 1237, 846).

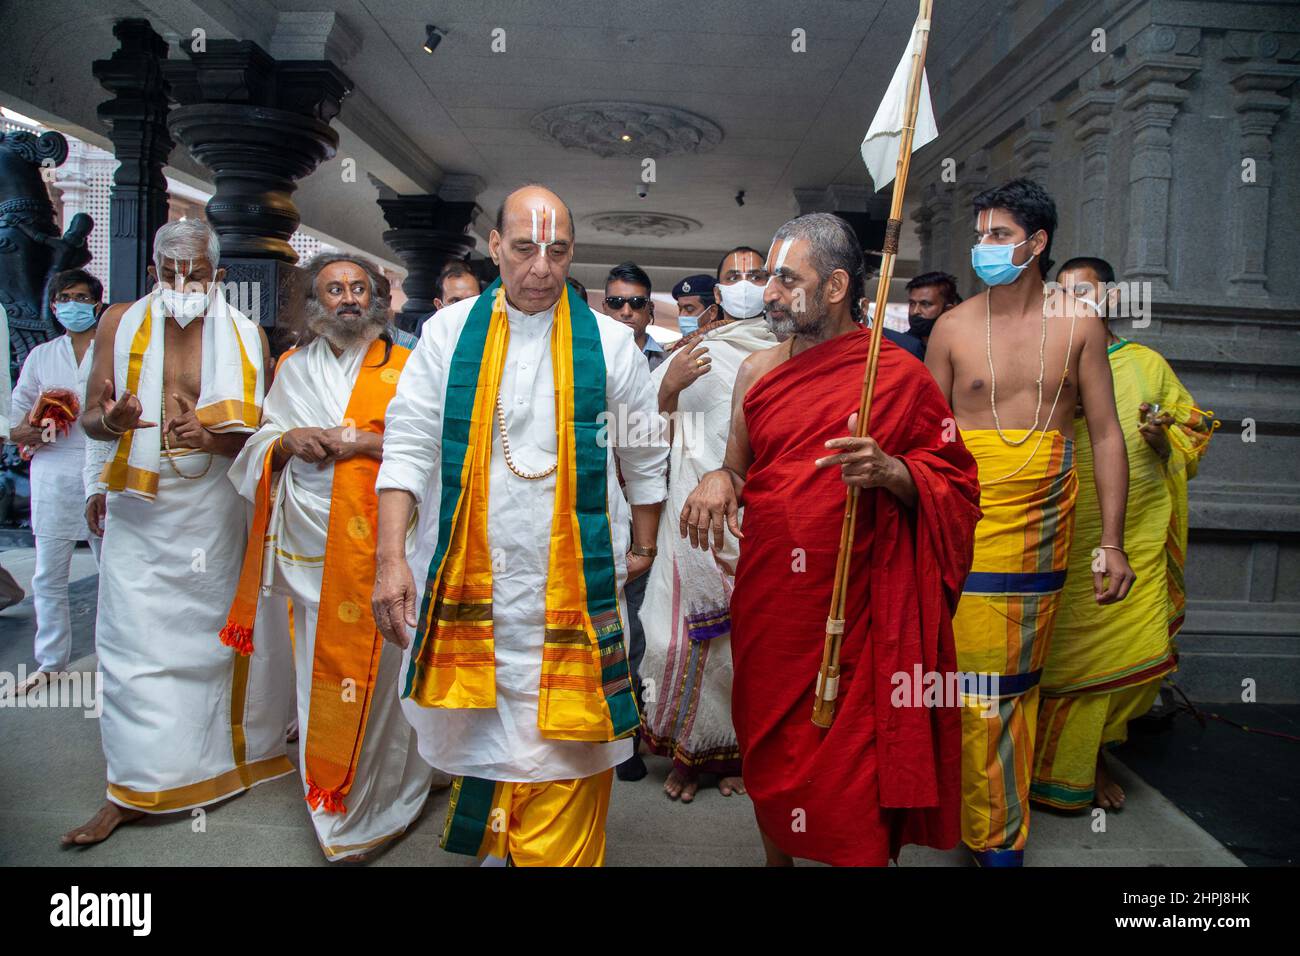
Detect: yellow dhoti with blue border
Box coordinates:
(953, 429, 1077, 866)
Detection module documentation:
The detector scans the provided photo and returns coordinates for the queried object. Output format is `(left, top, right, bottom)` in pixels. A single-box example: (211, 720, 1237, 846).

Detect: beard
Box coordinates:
(304, 296, 388, 350)
(764, 285, 830, 339)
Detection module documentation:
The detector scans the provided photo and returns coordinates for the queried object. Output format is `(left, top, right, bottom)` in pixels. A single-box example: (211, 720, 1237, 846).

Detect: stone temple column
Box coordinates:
(92, 18, 173, 304)
(162, 39, 351, 330)
(378, 177, 480, 333)
(1068, 65, 1120, 256)
(1226, 64, 1297, 299)
(1114, 28, 1200, 295)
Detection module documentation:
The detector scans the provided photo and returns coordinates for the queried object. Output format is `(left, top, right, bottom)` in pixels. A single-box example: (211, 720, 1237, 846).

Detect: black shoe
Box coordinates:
(616, 753, 647, 782)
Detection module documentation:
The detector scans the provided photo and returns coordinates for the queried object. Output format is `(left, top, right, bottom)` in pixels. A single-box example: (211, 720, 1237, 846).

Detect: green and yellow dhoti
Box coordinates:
(954, 429, 1077, 866)
(1032, 341, 1213, 810)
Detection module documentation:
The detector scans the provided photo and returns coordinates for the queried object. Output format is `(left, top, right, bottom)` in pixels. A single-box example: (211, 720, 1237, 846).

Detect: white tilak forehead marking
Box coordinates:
(531, 207, 557, 254)
(772, 238, 793, 272)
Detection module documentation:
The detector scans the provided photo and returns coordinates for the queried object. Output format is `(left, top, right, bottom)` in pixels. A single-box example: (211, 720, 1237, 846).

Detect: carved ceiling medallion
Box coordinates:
(586, 211, 702, 238)
(530, 101, 723, 159)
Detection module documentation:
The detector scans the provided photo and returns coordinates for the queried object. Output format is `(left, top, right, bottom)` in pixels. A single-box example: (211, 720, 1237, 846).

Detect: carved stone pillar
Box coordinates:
(911, 186, 935, 271)
(1014, 108, 1055, 184)
(1114, 28, 1200, 294)
(1068, 65, 1120, 255)
(92, 18, 173, 304)
(927, 184, 956, 277)
(379, 188, 479, 333)
(162, 39, 352, 328)
(1226, 64, 1297, 299)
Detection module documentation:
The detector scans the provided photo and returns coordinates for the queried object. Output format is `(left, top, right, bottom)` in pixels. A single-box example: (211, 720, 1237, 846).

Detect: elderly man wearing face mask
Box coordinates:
(372, 183, 668, 866)
(9, 269, 104, 695)
(65, 218, 292, 848)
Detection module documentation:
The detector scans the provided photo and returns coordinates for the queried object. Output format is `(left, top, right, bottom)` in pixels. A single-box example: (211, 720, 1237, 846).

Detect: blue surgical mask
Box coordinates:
(53, 300, 98, 332)
(677, 304, 714, 337)
(971, 237, 1037, 286)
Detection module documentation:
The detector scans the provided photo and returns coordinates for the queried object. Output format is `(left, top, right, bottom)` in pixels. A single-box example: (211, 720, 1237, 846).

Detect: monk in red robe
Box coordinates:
(681, 214, 981, 866)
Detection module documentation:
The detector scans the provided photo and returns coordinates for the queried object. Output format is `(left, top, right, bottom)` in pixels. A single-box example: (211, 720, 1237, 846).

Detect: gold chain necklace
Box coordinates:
(495, 393, 558, 480)
(986, 289, 1049, 446)
(984, 288, 1079, 482)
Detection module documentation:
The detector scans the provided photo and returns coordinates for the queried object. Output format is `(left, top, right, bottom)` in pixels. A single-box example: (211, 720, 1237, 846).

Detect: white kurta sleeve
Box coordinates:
(9, 344, 41, 432)
(602, 320, 668, 506)
(377, 316, 448, 502)
(83, 437, 113, 498)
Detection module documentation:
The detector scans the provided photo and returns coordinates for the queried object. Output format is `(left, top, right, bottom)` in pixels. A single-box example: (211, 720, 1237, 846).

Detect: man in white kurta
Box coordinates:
(10, 315, 101, 680)
(640, 307, 778, 800)
(65, 220, 294, 845)
(373, 186, 668, 866)
(227, 254, 433, 861)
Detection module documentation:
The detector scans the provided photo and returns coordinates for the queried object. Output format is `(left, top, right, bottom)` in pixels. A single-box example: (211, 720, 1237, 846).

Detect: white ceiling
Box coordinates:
(0, 0, 993, 271)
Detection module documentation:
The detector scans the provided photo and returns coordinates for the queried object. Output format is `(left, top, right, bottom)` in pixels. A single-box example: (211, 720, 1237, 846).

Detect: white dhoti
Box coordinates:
(96, 450, 295, 812)
(229, 336, 433, 860)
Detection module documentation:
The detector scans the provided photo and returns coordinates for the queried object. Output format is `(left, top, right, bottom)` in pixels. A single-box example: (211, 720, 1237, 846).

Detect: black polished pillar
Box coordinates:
(92, 18, 173, 304)
(378, 194, 479, 333)
(0, 130, 93, 366)
(162, 40, 351, 330)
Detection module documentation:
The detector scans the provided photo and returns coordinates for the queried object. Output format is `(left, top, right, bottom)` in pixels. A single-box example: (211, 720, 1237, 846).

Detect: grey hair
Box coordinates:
(153, 218, 221, 273)
(301, 252, 391, 309)
(771, 213, 867, 322)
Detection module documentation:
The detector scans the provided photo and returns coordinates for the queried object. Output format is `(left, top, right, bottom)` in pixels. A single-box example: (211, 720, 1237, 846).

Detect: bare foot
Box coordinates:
(760, 829, 794, 867)
(718, 775, 746, 797)
(61, 802, 145, 847)
(1093, 752, 1126, 809)
(664, 768, 699, 802)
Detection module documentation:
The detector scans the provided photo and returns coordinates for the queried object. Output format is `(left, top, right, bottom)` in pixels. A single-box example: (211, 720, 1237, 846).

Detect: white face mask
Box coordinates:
(159, 287, 212, 327)
(717, 280, 766, 319)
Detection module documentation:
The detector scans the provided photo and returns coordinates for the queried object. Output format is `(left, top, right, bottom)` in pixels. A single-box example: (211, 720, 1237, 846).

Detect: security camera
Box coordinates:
(735, 190, 745, 207)
(636, 183, 648, 199)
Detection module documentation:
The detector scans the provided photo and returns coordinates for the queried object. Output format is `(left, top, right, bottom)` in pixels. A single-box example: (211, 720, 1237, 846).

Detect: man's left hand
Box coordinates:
(816, 413, 907, 491)
(163, 393, 212, 450)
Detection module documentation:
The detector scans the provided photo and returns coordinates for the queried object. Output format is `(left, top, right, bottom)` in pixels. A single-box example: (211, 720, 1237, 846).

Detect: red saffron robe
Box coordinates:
(731, 329, 981, 865)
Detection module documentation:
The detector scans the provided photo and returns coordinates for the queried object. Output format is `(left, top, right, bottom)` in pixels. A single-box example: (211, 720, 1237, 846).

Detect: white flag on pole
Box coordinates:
(860, 19, 938, 191)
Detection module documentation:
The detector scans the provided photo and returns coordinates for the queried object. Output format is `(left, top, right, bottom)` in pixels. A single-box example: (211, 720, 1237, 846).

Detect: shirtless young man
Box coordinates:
(923, 178, 1134, 866)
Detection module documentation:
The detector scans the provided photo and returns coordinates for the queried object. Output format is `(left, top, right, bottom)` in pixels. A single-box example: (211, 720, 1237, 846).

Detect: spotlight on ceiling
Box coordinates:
(620, 133, 633, 142)
(423, 25, 444, 54)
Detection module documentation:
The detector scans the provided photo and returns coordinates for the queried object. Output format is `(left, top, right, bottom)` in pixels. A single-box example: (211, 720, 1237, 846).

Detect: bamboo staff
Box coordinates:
(812, 0, 935, 728)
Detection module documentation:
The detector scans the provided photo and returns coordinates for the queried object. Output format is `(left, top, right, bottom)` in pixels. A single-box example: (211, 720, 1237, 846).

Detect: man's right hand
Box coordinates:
(280, 427, 333, 464)
(100, 380, 155, 433)
(85, 494, 106, 538)
(661, 340, 712, 398)
(680, 468, 742, 551)
(372, 553, 417, 648)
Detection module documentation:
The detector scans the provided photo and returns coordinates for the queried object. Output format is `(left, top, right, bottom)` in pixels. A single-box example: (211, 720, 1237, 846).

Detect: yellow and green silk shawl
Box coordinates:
(402, 278, 639, 744)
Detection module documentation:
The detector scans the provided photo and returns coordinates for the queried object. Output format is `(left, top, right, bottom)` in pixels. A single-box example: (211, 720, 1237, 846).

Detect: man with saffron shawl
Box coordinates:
(681, 213, 981, 866)
(226, 254, 434, 861)
(1032, 257, 1215, 812)
(372, 185, 667, 866)
(925, 181, 1135, 866)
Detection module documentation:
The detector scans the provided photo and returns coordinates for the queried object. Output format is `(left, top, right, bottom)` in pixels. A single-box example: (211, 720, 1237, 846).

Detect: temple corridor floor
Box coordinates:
(0, 547, 1249, 867)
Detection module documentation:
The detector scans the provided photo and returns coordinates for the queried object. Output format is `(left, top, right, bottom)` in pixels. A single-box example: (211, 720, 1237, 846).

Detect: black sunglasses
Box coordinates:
(604, 295, 649, 310)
